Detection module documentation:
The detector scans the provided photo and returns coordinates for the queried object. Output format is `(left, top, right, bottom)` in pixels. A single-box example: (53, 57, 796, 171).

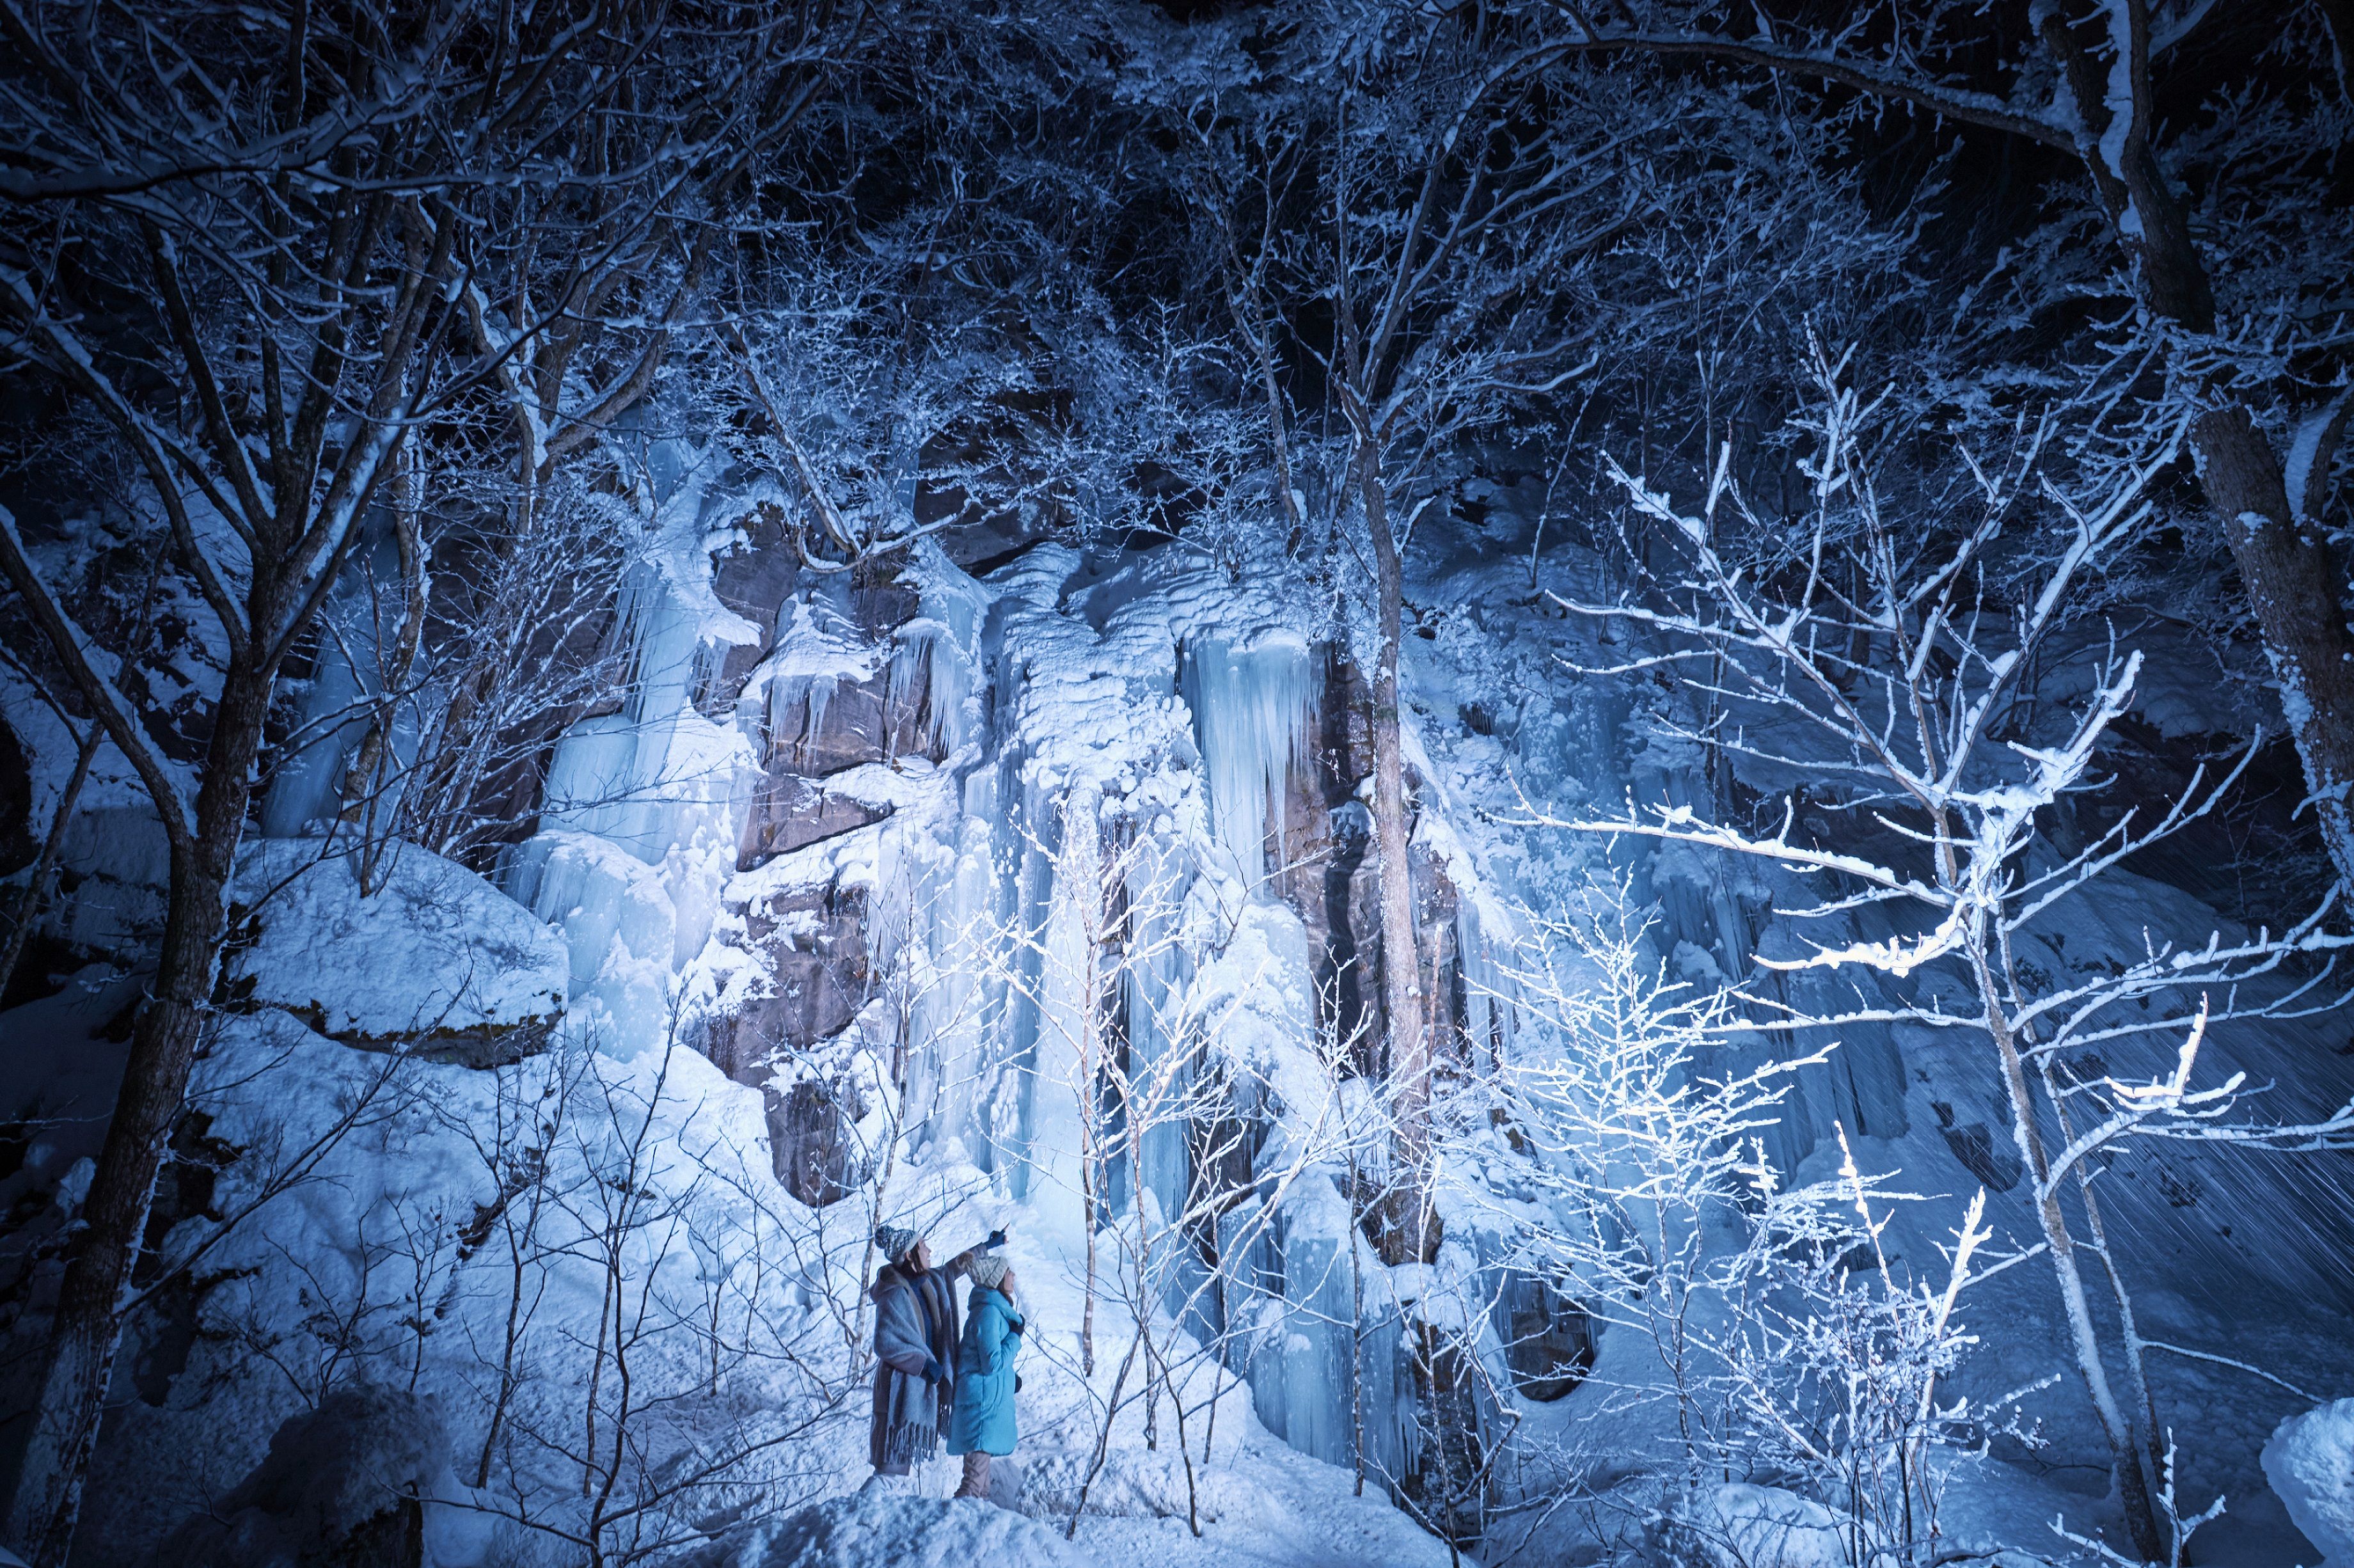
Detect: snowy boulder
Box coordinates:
(2264, 1398, 2354, 1567)
(159, 1385, 462, 1567)
(720, 1488, 1102, 1568)
(226, 839, 567, 1065)
(1657, 1484, 1849, 1568)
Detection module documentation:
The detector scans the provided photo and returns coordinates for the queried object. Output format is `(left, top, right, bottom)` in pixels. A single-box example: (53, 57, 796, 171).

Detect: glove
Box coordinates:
(1007, 1319, 1026, 1337)
(1015, 1374, 1023, 1393)
(984, 1228, 1007, 1251)
(922, 1358, 946, 1385)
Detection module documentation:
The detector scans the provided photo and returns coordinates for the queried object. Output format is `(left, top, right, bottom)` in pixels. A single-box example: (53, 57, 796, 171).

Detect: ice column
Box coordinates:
(903, 775, 1000, 1162)
(989, 761, 1057, 1202)
(1019, 780, 1101, 1240)
(864, 549, 991, 1148)
(1182, 637, 1316, 885)
(1453, 897, 1519, 1074)
(1220, 1173, 1403, 1482)
(502, 457, 759, 1058)
(260, 530, 408, 837)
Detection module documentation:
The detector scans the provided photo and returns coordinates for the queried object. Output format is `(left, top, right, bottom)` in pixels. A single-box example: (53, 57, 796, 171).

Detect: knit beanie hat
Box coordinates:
(967, 1253, 1011, 1292)
(874, 1224, 922, 1267)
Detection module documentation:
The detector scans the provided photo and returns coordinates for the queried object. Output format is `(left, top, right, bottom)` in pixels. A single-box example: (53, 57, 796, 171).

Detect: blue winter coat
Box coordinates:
(945, 1287, 1023, 1457)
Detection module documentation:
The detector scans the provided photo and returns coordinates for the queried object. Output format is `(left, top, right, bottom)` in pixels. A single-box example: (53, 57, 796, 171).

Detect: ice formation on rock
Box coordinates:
(502, 445, 762, 1059)
(572, 527, 1446, 1493)
(1182, 635, 1316, 885)
(46, 441, 2351, 1568)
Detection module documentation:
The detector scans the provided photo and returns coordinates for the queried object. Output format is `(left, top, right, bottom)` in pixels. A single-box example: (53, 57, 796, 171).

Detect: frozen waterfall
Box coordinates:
(501, 447, 761, 1059)
(468, 509, 1507, 1505)
(1182, 635, 1317, 887)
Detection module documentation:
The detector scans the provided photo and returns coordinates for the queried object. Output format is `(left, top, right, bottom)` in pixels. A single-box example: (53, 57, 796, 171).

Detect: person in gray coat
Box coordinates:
(867, 1223, 1004, 1480)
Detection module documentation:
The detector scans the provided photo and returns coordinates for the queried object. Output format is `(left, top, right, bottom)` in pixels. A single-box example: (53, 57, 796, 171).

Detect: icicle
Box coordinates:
(881, 619, 974, 761)
(1181, 636, 1316, 884)
(752, 590, 874, 775)
(1454, 896, 1518, 1071)
(260, 530, 407, 837)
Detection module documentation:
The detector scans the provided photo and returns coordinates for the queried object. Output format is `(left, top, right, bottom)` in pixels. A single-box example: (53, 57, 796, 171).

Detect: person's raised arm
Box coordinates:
(938, 1227, 1009, 1279)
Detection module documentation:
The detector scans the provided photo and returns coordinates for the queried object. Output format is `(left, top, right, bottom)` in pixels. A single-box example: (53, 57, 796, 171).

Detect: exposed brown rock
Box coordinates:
(738, 775, 894, 871)
(769, 1075, 871, 1207)
(699, 880, 871, 1081)
(707, 504, 802, 708)
(761, 670, 935, 779)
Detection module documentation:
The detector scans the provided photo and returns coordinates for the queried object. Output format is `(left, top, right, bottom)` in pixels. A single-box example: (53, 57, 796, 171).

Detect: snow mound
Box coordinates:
(2265, 1398, 2354, 1567)
(158, 1385, 479, 1567)
(1009, 1448, 1276, 1526)
(1661, 1484, 1849, 1568)
(723, 1489, 1102, 1568)
(227, 838, 567, 1062)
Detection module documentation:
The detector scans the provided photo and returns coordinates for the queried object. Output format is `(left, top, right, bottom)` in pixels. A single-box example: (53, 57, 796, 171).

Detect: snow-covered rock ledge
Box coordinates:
(224, 839, 569, 1065)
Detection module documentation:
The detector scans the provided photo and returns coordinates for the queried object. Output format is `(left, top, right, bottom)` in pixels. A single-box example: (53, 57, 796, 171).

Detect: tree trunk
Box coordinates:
(1355, 443, 1436, 1265)
(2034, 35, 2332, 1550)
(4, 661, 272, 1567)
(2190, 406, 2354, 890)
(2048, 16, 2354, 892)
(1971, 946, 2165, 1562)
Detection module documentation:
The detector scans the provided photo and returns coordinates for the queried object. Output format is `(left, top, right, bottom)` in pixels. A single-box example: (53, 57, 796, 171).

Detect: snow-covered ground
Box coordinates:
(17, 996, 1453, 1567)
(6, 448, 2353, 1568)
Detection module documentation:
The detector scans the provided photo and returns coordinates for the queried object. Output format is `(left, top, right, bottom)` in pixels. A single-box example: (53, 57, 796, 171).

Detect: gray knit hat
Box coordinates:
(967, 1253, 1011, 1292)
(874, 1224, 922, 1266)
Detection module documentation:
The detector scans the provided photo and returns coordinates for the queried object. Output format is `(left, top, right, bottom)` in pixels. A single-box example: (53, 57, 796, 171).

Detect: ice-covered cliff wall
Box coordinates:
(450, 459, 1493, 1490)
(274, 441, 2354, 1530)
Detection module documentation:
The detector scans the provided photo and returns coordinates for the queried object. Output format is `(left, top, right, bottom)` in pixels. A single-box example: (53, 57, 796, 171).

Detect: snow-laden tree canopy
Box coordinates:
(3, 4, 2353, 1567)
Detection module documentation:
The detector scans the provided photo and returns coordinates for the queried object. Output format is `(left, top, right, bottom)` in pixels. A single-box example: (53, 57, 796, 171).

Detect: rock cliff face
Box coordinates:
(711, 592, 1495, 1238)
(461, 457, 1515, 1490)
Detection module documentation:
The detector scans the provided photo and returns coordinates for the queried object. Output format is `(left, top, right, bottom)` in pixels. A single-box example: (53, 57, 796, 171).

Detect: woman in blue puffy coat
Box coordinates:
(947, 1255, 1025, 1500)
